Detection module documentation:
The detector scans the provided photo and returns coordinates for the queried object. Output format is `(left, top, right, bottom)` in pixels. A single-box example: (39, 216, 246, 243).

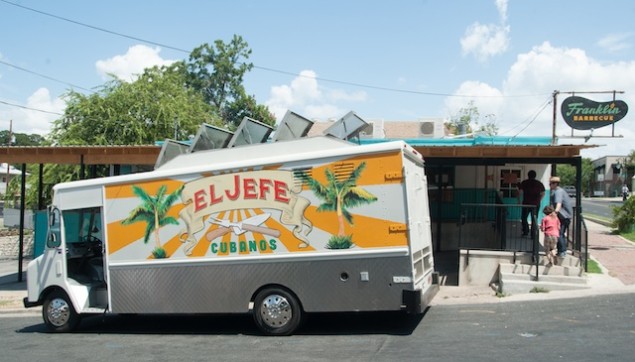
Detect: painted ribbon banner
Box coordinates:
(178, 170, 312, 254)
(561, 96, 628, 130)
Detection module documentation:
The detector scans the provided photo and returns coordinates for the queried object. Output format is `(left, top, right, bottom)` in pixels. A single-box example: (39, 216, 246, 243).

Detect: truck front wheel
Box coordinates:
(253, 287, 302, 336)
(42, 290, 80, 332)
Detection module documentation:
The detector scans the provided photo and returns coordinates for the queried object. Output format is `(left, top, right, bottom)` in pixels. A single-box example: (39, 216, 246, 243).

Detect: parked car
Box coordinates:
(563, 185, 576, 197)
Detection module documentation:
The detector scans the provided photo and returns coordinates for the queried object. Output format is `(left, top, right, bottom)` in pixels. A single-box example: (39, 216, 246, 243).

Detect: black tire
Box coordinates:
(42, 290, 81, 333)
(253, 287, 302, 336)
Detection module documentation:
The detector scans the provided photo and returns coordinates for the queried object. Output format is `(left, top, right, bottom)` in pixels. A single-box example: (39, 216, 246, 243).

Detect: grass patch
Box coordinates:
(583, 212, 635, 242)
(495, 291, 508, 298)
(586, 258, 602, 274)
(621, 230, 635, 243)
(529, 287, 549, 293)
(582, 213, 612, 224)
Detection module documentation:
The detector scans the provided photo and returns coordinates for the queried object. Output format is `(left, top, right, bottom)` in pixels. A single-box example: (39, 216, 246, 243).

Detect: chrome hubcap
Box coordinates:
(47, 298, 71, 327)
(260, 294, 292, 328)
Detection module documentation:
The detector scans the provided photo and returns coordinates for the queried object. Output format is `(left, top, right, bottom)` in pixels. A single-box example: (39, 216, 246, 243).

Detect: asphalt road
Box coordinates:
(581, 198, 624, 219)
(2, 293, 634, 361)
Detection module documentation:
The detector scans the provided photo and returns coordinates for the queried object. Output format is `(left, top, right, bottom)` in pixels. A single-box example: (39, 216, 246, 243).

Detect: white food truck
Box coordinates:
(24, 135, 438, 335)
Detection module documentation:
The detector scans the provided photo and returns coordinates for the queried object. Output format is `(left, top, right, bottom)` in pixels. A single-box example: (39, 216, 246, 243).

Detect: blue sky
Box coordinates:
(1, 0, 634, 160)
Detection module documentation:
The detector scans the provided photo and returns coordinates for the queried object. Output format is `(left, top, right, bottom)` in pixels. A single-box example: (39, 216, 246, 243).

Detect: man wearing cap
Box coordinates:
(549, 176, 573, 257)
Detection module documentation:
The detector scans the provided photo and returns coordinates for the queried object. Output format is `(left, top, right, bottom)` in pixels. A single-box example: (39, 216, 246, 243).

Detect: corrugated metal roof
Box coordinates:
(361, 135, 553, 146)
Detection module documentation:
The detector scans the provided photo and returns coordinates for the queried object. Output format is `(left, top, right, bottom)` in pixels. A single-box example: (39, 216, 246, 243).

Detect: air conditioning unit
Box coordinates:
(359, 119, 384, 139)
(359, 122, 374, 138)
(419, 118, 445, 138)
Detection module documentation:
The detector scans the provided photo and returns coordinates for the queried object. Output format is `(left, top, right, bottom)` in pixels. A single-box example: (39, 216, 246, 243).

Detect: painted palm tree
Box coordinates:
(302, 162, 377, 248)
(121, 184, 184, 258)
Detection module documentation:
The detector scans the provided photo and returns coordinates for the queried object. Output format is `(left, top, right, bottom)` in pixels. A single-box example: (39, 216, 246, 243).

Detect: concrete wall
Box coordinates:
(0, 233, 34, 260)
(458, 249, 533, 286)
(3, 208, 34, 229)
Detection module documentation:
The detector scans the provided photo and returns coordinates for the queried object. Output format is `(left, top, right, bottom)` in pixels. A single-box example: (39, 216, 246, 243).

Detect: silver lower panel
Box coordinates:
(108, 255, 417, 314)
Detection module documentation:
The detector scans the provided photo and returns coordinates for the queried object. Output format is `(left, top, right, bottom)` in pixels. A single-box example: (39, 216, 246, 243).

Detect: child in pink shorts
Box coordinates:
(540, 205, 560, 266)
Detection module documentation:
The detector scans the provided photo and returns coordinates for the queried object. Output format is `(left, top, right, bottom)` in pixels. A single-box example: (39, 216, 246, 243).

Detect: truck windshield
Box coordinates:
(62, 207, 103, 245)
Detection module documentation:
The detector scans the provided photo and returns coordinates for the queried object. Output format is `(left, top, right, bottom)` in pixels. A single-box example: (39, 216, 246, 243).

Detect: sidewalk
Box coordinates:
(431, 218, 635, 305)
(2, 220, 635, 316)
(0, 259, 32, 316)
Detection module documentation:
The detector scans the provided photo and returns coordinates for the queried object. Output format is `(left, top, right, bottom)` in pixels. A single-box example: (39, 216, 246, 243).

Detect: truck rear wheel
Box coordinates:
(42, 290, 80, 333)
(253, 287, 302, 336)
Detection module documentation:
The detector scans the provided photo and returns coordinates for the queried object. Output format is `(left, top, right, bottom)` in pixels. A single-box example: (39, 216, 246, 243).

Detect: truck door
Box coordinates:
(42, 206, 66, 281)
(62, 207, 105, 284)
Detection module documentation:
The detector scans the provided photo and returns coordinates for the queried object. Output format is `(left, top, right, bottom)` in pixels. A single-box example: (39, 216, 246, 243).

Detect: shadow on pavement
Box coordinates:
(16, 309, 426, 336)
(0, 272, 26, 291)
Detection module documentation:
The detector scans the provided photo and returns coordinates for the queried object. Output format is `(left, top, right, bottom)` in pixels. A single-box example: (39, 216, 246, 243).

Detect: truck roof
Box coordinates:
(53, 136, 416, 191)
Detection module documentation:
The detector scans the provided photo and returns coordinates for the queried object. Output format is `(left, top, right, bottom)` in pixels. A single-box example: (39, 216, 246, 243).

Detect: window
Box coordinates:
(62, 207, 103, 245)
(427, 165, 454, 188)
(46, 207, 62, 248)
(499, 168, 521, 198)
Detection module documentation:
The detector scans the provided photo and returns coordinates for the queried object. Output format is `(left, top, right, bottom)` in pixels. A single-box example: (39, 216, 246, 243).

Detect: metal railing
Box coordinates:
(459, 203, 540, 279)
(458, 203, 589, 277)
(459, 203, 537, 251)
(571, 208, 589, 272)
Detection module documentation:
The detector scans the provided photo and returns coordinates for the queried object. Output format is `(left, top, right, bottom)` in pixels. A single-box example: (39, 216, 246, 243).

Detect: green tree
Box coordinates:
(121, 184, 184, 258)
(0, 131, 45, 146)
(1, 131, 46, 206)
(624, 150, 635, 186)
(302, 162, 377, 249)
(611, 196, 635, 233)
(51, 64, 218, 146)
(447, 101, 498, 136)
(224, 88, 275, 128)
(186, 35, 275, 128)
(555, 158, 593, 196)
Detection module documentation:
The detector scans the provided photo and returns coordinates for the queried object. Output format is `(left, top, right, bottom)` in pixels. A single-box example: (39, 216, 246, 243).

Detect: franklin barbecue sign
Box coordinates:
(561, 96, 628, 130)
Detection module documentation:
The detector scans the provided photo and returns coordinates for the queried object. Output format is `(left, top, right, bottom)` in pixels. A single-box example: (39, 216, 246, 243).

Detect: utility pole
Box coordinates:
(5, 120, 12, 197)
(551, 91, 559, 146)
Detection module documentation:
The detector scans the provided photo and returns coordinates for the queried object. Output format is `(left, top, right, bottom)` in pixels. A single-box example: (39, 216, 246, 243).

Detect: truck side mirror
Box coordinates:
(48, 207, 57, 226)
(46, 232, 60, 248)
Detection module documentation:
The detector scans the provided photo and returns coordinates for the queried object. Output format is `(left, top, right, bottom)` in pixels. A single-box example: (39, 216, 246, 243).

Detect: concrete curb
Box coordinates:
(0, 308, 41, 317)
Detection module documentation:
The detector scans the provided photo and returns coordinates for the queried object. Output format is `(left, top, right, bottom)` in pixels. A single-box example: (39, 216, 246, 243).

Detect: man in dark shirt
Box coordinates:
(517, 170, 545, 238)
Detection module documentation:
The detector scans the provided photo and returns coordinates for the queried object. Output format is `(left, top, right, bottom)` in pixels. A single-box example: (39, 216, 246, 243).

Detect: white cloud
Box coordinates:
(445, 81, 504, 117)
(444, 40, 635, 159)
(265, 70, 367, 121)
(460, 0, 510, 62)
(498, 42, 635, 159)
(496, 0, 508, 23)
(1, 88, 65, 136)
(95, 45, 175, 82)
(597, 33, 633, 53)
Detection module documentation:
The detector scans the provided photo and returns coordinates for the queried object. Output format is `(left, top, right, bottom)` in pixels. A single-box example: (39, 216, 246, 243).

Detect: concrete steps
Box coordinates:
(498, 254, 590, 294)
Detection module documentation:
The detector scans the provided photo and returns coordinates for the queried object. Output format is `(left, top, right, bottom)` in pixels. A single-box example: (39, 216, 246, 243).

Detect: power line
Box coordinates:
(0, 60, 94, 93)
(498, 96, 552, 139)
(1, 0, 550, 99)
(0, 0, 190, 54)
(0, 99, 64, 116)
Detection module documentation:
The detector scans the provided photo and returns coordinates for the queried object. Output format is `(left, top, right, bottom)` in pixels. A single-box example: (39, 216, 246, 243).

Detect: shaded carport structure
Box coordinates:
(1, 145, 160, 281)
(2, 141, 593, 281)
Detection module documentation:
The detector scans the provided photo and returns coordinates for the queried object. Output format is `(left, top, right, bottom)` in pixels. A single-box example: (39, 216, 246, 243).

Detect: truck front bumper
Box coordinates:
(23, 297, 41, 308)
